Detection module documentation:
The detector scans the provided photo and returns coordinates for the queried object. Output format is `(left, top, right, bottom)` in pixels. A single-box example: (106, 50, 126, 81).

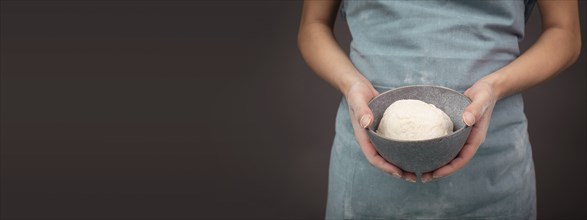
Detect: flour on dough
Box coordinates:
(377, 99, 453, 141)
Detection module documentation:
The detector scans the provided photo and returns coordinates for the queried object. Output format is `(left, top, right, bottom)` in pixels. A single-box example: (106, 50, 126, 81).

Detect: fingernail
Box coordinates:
(432, 174, 442, 179)
(421, 177, 432, 183)
(391, 172, 402, 179)
(463, 112, 475, 126)
(359, 115, 371, 128)
(404, 177, 416, 183)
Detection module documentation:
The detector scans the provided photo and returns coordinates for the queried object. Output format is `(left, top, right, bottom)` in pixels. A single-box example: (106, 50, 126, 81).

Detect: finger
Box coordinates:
(421, 172, 433, 183)
(431, 141, 477, 179)
(432, 112, 490, 179)
(370, 87, 380, 97)
(370, 154, 403, 178)
(353, 124, 403, 178)
(462, 90, 491, 127)
(349, 97, 374, 129)
(402, 172, 417, 183)
(433, 126, 484, 178)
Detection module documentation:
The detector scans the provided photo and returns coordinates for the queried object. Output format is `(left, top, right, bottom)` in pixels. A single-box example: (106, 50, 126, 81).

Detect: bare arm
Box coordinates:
(297, 0, 369, 95)
(422, 0, 581, 182)
(481, 0, 581, 100)
(298, 0, 414, 181)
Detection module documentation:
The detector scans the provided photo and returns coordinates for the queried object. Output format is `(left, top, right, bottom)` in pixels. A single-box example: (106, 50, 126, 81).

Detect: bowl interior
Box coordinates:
(365, 85, 472, 176)
(368, 85, 469, 140)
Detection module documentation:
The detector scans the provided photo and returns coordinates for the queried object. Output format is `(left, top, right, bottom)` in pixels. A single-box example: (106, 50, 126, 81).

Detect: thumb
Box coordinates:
(351, 97, 374, 129)
(359, 113, 373, 129)
(370, 87, 380, 97)
(462, 92, 490, 127)
(462, 111, 476, 127)
(358, 87, 379, 128)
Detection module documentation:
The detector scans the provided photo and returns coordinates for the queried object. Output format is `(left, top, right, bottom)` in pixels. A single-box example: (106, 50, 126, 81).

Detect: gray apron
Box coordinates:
(326, 0, 537, 219)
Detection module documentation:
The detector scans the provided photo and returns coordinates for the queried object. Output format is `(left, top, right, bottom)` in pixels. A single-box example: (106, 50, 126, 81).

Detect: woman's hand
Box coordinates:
(421, 81, 498, 183)
(345, 81, 418, 182)
(419, 0, 580, 183)
(297, 0, 420, 182)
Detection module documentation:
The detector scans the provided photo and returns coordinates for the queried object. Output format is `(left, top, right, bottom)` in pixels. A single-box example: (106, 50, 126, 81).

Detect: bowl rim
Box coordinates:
(366, 84, 472, 143)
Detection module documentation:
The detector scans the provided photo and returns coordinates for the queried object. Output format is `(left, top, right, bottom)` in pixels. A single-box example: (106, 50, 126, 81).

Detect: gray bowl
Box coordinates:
(367, 85, 472, 175)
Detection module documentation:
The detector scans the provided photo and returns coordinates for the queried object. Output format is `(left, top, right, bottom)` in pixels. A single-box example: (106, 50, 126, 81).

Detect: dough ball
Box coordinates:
(377, 99, 453, 141)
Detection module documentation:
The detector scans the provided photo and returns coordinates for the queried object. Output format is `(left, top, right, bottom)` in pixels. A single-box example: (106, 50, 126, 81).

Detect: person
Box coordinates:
(298, 0, 581, 219)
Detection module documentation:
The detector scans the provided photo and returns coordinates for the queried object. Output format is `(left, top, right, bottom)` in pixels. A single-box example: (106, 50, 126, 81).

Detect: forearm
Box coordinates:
(481, 27, 581, 100)
(298, 22, 368, 96)
(480, 0, 581, 100)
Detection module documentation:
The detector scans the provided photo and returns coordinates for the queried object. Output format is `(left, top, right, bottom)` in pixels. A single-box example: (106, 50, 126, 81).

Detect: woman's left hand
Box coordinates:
(420, 80, 498, 183)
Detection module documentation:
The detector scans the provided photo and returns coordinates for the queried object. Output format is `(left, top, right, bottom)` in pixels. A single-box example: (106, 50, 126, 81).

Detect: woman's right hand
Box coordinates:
(344, 81, 417, 182)
(298, 0, 416, 183)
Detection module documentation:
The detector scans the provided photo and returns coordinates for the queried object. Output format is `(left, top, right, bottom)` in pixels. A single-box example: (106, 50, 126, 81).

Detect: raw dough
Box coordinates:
(377, 99, 453, 141)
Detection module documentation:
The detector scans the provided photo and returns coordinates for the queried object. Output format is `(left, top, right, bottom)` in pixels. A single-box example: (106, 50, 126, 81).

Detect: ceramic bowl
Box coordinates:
(367, 85, 472, 175)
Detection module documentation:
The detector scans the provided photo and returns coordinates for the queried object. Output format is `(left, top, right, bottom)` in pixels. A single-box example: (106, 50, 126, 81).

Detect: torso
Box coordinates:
(325, 1, 537, 219)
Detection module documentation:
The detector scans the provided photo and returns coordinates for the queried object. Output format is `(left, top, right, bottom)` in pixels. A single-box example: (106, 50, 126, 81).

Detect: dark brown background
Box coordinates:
(1, 1, 585, 219)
